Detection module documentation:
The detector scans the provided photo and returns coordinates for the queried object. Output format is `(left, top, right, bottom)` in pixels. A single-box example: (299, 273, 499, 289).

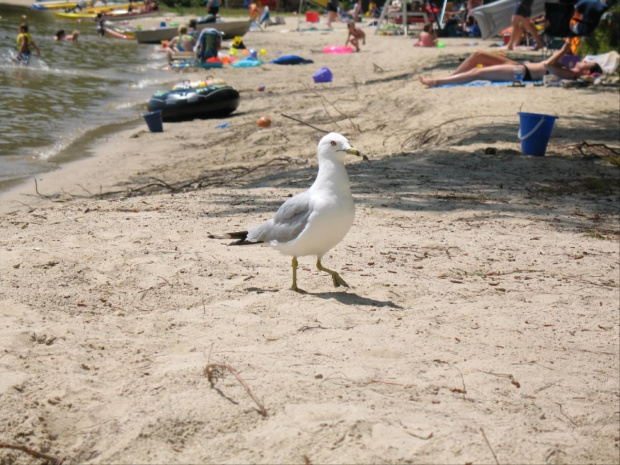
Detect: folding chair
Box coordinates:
(541, 1, 576, 57)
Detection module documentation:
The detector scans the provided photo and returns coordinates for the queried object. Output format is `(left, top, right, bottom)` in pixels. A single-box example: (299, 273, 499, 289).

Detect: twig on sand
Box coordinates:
(567, 141, 620, 158)
(404, 430, 433, 440)
(0, 442, 64, 464)
(554, 402, 578, 427)
(364, 379, 407, 387)
(280, 114, 329, 133)
(204, 363, 267, 417)
(453, 365, 467, 399)
(480, 428, 500, 465)
(34, 178, 51, 199)
(400, 114, 512, 150)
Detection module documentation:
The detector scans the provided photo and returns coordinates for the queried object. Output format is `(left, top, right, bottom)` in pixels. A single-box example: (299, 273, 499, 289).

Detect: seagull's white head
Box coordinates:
(317, 132, 361, 163)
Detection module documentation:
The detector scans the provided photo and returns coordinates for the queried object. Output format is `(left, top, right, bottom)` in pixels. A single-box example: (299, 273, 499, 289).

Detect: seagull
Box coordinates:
(210, 132, 362, 292)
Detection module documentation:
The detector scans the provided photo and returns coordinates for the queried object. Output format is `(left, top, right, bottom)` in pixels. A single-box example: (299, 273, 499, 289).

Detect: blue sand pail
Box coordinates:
(518, 112, 557, 156)
(313, 67, 333, 83)
(143, 110, 163, 133)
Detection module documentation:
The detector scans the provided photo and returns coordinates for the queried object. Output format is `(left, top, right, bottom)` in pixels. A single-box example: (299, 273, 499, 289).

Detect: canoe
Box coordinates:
(134, 19, 251, 44)
(147, 85, 240, 121)
(54, 9, 159, 20)
(104, 26, 136, 39)
(32, 0, 93, 9)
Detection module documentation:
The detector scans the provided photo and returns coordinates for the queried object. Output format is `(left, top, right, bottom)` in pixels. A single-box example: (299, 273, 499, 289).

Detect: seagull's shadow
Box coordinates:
(245, 287, 402, 309)
(306, 291, 403, 309)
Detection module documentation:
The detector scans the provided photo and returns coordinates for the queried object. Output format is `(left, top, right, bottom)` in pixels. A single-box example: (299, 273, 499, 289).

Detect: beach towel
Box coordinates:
(435, 80, 543, 88)
(269, 55, 314, 65)
(583, 51, 620, 75)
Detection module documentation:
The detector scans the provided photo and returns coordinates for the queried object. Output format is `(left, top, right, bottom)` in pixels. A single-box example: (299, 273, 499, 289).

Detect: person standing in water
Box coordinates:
(15, 23, 41, 64)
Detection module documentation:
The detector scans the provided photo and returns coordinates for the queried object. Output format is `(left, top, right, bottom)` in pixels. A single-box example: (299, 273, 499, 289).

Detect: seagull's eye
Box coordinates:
(330, 141, 337, 146)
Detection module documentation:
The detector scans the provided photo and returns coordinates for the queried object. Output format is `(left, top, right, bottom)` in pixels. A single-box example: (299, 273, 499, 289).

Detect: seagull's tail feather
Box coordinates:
(208, 231, 264, 246)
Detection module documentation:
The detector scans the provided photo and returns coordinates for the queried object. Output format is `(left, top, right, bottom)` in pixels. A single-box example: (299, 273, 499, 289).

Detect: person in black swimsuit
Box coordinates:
(326, 0, 339, 28)
(418, 43, 603, 87)
(506, 0, 542, 51)
(522, 63, 533, 81)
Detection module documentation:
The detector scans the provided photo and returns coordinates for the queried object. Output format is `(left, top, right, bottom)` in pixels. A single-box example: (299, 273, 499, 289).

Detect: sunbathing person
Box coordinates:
(419, 42, 602, 87)
(166, 25, 196, 65)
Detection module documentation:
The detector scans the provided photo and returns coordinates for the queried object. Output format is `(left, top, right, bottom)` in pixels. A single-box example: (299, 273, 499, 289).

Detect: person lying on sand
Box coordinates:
(419, 41, 602, 87)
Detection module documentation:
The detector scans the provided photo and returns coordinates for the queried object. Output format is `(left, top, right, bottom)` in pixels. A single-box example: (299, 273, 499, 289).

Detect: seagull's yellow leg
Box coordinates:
(290, 256, 301, 292)
(316, 258, 349, 288)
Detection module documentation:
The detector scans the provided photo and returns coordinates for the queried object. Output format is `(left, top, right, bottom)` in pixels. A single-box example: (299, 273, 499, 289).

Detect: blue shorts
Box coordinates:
(16, 51, 31, 63)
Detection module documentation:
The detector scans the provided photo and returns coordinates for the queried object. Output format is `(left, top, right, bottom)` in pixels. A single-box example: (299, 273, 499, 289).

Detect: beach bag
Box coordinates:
(195, 28, 222, 63)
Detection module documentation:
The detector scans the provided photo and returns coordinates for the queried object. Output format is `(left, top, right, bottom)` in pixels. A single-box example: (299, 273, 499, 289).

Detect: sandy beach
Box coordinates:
(1, 13, 619, 464)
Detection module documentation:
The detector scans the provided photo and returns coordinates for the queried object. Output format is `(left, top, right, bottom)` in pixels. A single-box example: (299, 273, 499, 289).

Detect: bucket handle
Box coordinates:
(518, 116, 547, 141)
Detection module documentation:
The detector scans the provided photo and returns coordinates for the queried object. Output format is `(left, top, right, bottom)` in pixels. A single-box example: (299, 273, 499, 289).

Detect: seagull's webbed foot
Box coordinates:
(316, 259, 349, 288)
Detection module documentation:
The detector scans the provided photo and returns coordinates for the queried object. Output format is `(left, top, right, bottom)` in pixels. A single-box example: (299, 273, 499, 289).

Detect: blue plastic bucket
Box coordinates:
(313, 67, 333, 83)
(143, 110, 163, 133)
(518, 112, 557, 156)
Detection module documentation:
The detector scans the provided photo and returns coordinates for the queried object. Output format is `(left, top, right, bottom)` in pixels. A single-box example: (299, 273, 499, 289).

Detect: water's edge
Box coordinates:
(0, 116, 143, 195)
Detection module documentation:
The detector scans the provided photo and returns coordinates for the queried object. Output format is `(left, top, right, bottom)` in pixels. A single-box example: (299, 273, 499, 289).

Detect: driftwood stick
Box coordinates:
(34, 178, 51, 199)
(404, 430, 433, 440)
(204, 363, 267, 417)
(280, 114, 329, 133)
(480, 428, 500, 465)
(364, 379, 406, 387)
(0, 442, 64, 464)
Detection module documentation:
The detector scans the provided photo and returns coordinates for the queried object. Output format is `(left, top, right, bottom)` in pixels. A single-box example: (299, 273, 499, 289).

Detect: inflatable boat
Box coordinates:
(147, 85, 240, 121)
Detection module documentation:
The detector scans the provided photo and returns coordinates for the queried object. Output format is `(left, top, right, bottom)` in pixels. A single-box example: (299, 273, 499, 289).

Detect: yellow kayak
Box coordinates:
(53, 3, 133, 19)
(54, 10, 101, 19)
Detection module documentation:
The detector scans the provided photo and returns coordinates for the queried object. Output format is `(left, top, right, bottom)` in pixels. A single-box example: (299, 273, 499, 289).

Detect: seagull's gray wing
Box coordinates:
(248, 191, 313, 244)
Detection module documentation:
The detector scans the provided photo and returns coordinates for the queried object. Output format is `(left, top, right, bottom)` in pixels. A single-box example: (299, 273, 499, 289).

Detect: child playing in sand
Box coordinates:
(15, 23, 41, 64)
(414, 24, 437, 47)
(345, 21, 365, 52)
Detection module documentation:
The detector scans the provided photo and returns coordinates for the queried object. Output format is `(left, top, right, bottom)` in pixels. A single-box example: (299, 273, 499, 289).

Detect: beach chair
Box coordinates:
(171, 28, 223, 69)
(542, 1, 576, 52)
(541, 0, 607, 57)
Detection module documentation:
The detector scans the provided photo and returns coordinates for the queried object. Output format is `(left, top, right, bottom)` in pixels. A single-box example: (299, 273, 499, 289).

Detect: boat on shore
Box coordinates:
(32, 0, 93, 9)
(104, 26, 136, 39)
(147, 85, 240, 121)
(31, 0, 129, 10)
(134, 19, 251, 43)
(54, 9, 159, 21)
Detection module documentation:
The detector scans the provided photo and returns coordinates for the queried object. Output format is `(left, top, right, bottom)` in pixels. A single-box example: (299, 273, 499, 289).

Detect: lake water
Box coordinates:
(0, 4, 174, 191)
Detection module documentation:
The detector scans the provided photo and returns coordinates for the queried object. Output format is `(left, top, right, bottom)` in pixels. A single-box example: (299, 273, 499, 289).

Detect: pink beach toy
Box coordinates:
(322, 45, 354, 54)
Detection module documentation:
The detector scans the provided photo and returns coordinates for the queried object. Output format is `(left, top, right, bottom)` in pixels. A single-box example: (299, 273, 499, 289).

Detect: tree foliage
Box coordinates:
(578, 4, 620, 55)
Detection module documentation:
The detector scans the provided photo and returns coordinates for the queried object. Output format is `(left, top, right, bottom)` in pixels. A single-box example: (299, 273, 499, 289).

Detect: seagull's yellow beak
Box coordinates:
(345, 147, 361, 157)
